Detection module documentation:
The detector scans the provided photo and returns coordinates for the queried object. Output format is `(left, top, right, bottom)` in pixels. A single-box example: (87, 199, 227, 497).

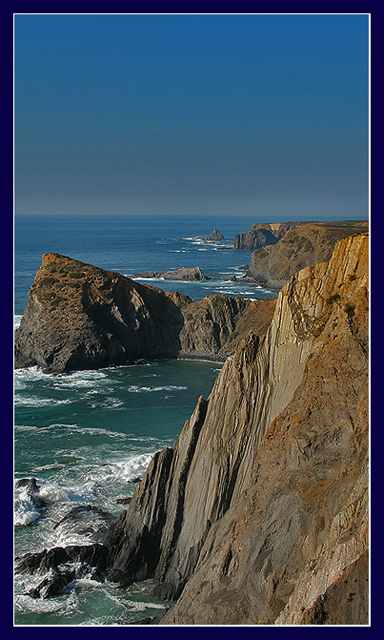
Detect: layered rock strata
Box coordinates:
(14, 254, 276, 372)
(103, 233, 369, 625)
(246, 221, 369, 289)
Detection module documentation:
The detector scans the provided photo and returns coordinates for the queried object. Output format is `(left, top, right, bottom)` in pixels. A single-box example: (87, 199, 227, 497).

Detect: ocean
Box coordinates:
(14, 213, 274, 625)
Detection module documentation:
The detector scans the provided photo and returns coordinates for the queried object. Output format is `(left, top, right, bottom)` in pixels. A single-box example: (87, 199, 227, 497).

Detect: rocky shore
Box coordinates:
(14, 231, 369, 625)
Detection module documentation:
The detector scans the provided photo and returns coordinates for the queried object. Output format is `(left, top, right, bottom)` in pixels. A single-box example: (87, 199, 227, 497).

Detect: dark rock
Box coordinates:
(116, 497, 132, 505)
(16, 543, 112, 598)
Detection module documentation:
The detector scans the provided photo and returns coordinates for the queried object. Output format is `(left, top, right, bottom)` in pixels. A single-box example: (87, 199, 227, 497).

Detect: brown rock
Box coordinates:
(103, 234, 369, 625)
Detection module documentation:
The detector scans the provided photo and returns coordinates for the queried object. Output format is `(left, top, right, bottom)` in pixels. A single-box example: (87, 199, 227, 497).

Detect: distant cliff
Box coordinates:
(233, 222, 300, 250)
(14, 254, 275, 373)
(245, 221, 368, 288)
(103, 234, 369, 625)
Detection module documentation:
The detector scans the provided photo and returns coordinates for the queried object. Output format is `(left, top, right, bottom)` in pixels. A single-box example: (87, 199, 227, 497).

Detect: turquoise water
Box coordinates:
(14, 214, 270, 625)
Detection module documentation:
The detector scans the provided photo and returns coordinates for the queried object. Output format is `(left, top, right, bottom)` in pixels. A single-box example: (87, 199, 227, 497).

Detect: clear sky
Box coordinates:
(14, 13, 369, 220)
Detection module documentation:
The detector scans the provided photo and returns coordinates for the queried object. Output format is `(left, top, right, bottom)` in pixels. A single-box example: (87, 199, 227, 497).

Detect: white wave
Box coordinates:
(14, 589, 78, 614)
(14, 497, 43, 526)
(33, 462, 66, 471)
(14, 396, 72, 407)
(14, 315, 23, 329)
(127, 385, 187, 393)
(89, 397, 124, 410)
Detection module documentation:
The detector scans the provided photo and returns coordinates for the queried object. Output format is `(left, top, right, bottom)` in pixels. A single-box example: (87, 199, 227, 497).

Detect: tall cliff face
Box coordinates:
(246, 221, 368, 289)
(103, 233, 369, 625)
(14, 254, 276, 372)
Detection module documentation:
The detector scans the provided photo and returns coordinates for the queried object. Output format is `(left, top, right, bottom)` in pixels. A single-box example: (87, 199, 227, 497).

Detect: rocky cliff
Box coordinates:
(14, 254, 275, 372)
(246, 221, 368, 289)
(103, 233, 369, 625)
(233, 222, 299, 250)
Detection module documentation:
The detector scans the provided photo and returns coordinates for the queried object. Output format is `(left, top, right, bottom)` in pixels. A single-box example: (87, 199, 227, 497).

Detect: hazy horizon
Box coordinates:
(15, 13, 369, 221)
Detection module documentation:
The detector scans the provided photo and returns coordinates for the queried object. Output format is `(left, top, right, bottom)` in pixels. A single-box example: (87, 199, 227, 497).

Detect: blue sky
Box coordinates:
(14, 13, 369, 219)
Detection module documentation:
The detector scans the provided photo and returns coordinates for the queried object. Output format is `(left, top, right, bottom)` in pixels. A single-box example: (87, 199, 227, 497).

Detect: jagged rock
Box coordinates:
(16, 543, 112, 598)
(132, 266, 212, 281)
(14, 254, 276, 373)
(245, 221, 368, 288)
(201, 229, 225, 241)
(103, 234, 369, 625)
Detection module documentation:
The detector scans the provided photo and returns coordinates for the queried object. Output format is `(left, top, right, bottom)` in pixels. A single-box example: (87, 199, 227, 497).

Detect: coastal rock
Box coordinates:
(14, 253, 185, 372)
(132, 266, 211, 281)
(201, 229, 225, 241)
(14, 254, 276, 372)
(15, 543, 112, 598)
(103, 234, 369, 625)
(245, 221, 368, 288)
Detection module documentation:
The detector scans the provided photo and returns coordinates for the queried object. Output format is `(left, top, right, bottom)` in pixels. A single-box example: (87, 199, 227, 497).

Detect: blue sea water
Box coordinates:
(14, 214, 273, 625)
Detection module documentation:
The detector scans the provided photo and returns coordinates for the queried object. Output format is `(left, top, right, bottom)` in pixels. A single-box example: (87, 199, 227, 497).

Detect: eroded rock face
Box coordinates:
(246, 222, 368, 288)
(14, 254, 276, 372)
(103, 234, 369, 625)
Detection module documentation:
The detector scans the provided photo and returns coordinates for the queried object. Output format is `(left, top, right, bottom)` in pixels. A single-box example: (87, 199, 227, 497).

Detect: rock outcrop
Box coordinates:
(201, 229, 225, 241)
(132, 266, 211, 281)
(233, 222, 299, 250)
(245, 221, 368, 289)
(14, 254, 276, 373)
(103, 233, 369, 625)
(14, 254, 185, 373)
